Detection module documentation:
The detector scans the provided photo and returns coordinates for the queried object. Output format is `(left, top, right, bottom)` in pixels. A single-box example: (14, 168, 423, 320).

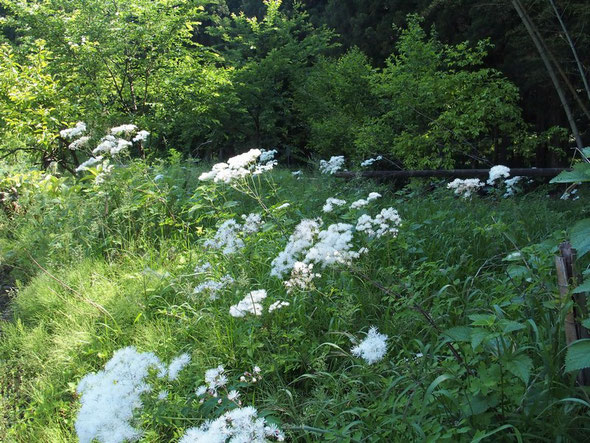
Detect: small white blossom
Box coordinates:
(271, 219, 321, 278)
(196, 385, 207, 397)
(323, 197, 347, 213)
(68, 136, 91, 150)
(304, 223, 359, 268)
(75, 156, 103, 172)
(229, 289, 268, 317)
(351, 327, 388, 364)
(167, 353, 191, 381)
(487, 165, 511, 185)
(241, 213, 263, 234)
(268, 300, 290, 312)
(199, 149, 267, 184)
(319, 156, 345, 174)
(503, 176, 522, 197)
(447, 178, 485, 198)
(193, 275, 234, 300)
(360, 156, 382, 167)
(157, 390, 168, 401)
(350, 192, 380, 209)
(259, 149, 278, 163)
(132, 130, 150, 143)
(203, 219, 245, 255)
(193, 262, 212, 274)
(283, 262, 320, 293)
(292, 170, 302, 177)
(227, 390, 240, 401)
(110, 124, 137, 136)
(60, 121, 86, 140)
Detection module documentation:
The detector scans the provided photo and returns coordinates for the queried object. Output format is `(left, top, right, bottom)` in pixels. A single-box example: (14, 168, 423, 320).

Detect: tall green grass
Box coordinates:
(1, 161, 588, 441)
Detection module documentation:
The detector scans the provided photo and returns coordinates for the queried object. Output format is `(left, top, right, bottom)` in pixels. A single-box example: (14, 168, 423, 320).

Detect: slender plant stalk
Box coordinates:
(547, 0, 590, 104)
(511, 0, 584, 153)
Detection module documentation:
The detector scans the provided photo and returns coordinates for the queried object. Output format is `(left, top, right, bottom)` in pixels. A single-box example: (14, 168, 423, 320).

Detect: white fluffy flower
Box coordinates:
(229, 289, 267, 317)
(75, 347, 166, 443)
(75, 156, 103, 172)
(157, 390, 168, 401)
(60, 121, 87, 140)
(241, 213, 263, 234)
(447, 178, 484, 198)
(503, 176, 522, 197)
(351, 327, 388, 364)
(271, 219, 321, 278)
(195, 385, 207, 397)
(304, 223, 359, 267)
(360, 156, 382, 167)
(178, 406, 284, 443)
(132, 130, 150, 143)
(199, 149, 265, 184)
(283, 262, 320, 293)
(110, 124, 137, 136)
(194, 262, 212, 274)
(193, 275, 234, 300)
(487, 165, 510, 185)
(350, 192, 381, 209)
(292, 170, 302, 177)
(259, 149, 278, 163)
(204, 365, 227, 391)
(68, 136, 91, 150)
(355, 208, 401, 238)
(268, 300, 290, 312)
(319, 156, 345, 174)
(322, 197, 347, 213)
(203, 219, 245, 255)
(227, 390, 240, 401)
(167, 353, 191, 381)
(110, 138, 132, 156)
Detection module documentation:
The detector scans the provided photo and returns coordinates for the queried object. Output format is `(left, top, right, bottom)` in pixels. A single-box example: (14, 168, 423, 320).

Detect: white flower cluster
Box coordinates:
(60, 121, 87, 140)
(241, 213, 263, 234)
(283, 261, 321, 293)
(503, 176, 522, 198)
(270, 219, 321, 278)
(199, 149, 276, 184)
(178, 406, 284, 443)
(350, 192, 381, 209)
(487, 165, 511, 185)
(203, 214, 263, 255)
(111, 124, 138, 136)
(75, 347, 191, 443)
(167, 353, 191, 381)
(355, 207, 402, 238)
(229, 289, 267, 317)
(194, 262, 212, 274)
(319, 156, 345, 175)
(292, 170, 302, 178)
(351, 327, 388, 365)
(259, 149, 278, 164)
(69, 136, 91, 151)
(268, 300, 290, 312)
(360, 156, 382, 167)
(304, 223, 359, 268)
(323, 197, 347, 213)
(193, 275, 235, 300)
(447, 178, 484, 198)
(93, 135, 132, 156)
(133, 130, 150, 144)
(75, 155, 104, 172)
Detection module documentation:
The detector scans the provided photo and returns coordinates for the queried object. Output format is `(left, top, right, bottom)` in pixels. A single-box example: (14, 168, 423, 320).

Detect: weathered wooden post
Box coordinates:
(555, 241, 590, 385)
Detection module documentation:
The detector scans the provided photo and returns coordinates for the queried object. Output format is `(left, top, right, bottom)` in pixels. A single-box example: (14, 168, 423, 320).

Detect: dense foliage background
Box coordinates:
(1, 0, 589, 170)
(1, 1, 590, 442)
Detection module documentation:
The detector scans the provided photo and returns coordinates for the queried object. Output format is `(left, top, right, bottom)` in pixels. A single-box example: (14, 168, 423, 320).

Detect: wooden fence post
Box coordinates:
(555, 241, 590, 385)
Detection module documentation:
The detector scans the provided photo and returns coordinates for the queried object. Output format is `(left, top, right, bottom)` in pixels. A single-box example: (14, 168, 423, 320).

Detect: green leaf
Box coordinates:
(582, 318, 590, 329)
(550, 163, 590, 183)
(470, 328, 489, 350)
(565, 339, 590, 372)
(573, 278, 590, 294)
(582, 147, 590, 159)
(570, 219, 590, 258)
(443, 326, 471, 342)
(499, 319, 526, 334)
(469, 314, 496, 326)
(505, 354, 533, 384)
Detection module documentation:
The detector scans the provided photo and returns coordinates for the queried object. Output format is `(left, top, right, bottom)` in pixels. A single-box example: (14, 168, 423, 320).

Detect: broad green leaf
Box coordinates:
(582, 318, 590, 329)
(469, 314, 496, 326)
(570, 219, 590, 258)
(550, 163, 590, 183)
(505, 354, 533, 384)
(565, 339, 590, 372)
(499, 319, 526, 334)
(582, 147, 590, 158)
(470, 328, 489, 350)
(573, 278, 590, 294)
(443, 326, 471, 342)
